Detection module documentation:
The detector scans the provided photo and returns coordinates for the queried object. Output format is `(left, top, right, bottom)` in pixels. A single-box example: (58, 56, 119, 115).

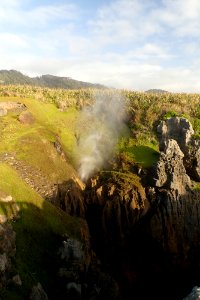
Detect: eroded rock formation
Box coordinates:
(0, 223, 17, 287)
(57, 179, 86, 218)
(84, 173, 149, 242)
(183, 286, 200, 300)
(56, 116, 200, 299)
(149, 117, 200, 264)
(157, 116, 200, 181)
(157, 117, 194, 152)
(152, 139, 191, 193)
(149, 140, 200, 263)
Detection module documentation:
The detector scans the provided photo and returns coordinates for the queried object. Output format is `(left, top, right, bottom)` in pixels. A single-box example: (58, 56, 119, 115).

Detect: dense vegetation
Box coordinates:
(0, 70, 106, 89)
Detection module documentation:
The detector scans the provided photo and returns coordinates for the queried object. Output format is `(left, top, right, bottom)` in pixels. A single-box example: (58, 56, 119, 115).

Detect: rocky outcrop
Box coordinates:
(185, 139, 200, 181)
(157, 116, 200, 181)
(183, 286, 200, 300)
(157, 117, 194, 152)
(0, 108, 7, 117)
(54, 116, 200, 299)
(0, 194, 20, 223)
(29, 282, 48, 300)
(58, 236, 85, 263)
(12, 274, 22, 286)
(84, 174, 149, 242)
(0, 101, 26, 113)
(0, 223, 16, 287)
(53, 139, 68, 161)
(0, 153, 57, 202)
(18, 111, 35, 124)
(147, 117, 200, 264)
(56, 222, 119, 300)
(57, 179, 86, 218)
(152, 139, 191, 193)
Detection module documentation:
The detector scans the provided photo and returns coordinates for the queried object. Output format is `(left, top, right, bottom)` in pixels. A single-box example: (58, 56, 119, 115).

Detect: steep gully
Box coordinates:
(57, 117, 200, 300)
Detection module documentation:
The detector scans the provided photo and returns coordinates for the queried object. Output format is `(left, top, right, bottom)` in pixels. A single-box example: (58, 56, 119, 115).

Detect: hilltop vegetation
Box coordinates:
(0, 70, 106, 89)
(145, 88, 168, 94)
(1, 84, 200, 170)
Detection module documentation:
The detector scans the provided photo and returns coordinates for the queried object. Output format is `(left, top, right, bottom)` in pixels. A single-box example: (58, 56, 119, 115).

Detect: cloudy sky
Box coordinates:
(1, 0, 200, 92)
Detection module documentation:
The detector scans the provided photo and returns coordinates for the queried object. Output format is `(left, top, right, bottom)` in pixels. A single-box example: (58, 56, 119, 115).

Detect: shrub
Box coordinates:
(162, 110, 178, 120)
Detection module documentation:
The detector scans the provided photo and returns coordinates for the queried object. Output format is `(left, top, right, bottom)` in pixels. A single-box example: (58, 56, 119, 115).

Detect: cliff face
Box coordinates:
(149, 117, 200, 265)
(149, 139, 200, 264)
(84, 173, 149, 244)
(56, 116, 200, 299)
(57, 118, 200, 260)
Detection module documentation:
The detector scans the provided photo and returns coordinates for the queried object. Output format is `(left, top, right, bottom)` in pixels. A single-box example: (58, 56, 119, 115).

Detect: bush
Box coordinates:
(162, 110, 178, 120)
(192, 133, 200, 140)
(193, 118, 200, 134)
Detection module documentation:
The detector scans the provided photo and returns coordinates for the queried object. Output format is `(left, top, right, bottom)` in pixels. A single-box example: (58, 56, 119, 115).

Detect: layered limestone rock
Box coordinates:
(152, 139, 191, 193)
(85, 173, 149, 241)
(150, 140, 200, 259)
(0, 102, 26, 113)
(54, 115, 200, 299)
(56, 116, 200, 263)
(57, 179, 86, 218)
(0, 223, 17, 287)
(0, 108, 7, 117)
(56, 219, 119, 300)
(157, 116, 200, 181)
(183, 286, 200, 300)
(18, 111, 35, 124)
(29, 282, 48, 300)
(185, 139, 200, 181)
(149, 117, 200, 264)
(56, 172, 149, 243)
(157, 117, 194, 152)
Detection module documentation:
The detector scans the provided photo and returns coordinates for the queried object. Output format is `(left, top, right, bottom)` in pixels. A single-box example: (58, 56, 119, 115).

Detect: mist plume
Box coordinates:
(77, 90, 126, 182)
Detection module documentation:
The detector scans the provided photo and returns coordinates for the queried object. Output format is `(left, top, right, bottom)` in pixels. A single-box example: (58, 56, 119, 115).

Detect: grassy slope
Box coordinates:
(0, 96, 83, 298)
(0, 96, 78, 182)
(0, 163, 84, 299)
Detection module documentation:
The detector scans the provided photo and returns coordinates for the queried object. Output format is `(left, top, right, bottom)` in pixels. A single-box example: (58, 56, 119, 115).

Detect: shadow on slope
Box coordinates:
(0, 199, 86, 300)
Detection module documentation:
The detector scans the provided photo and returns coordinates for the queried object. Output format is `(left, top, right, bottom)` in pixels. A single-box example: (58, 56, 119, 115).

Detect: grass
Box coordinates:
(118, 136, 159, 169)
(0, 96, 78, 154)
(0, 97, 79, 183)
(126, 145, 159, 168)
(0, 163, 85, 299)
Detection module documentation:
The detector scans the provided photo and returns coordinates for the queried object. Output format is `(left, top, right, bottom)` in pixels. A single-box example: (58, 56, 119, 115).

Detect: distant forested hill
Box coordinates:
(145, 89, 168, 93)
(0, 70, 106, 89)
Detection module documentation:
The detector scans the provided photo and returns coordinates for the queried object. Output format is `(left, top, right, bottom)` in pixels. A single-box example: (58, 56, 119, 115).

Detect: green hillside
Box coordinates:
(0, 70, 106, 89)
(0, 92, 84, 299)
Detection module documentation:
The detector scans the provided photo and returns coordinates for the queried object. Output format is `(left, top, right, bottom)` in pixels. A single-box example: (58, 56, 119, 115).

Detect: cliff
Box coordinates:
(57, 116, 200, 299)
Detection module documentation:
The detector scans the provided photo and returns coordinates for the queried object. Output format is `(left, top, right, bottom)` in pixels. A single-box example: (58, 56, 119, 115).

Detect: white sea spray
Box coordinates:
(77, 90, 126, 181)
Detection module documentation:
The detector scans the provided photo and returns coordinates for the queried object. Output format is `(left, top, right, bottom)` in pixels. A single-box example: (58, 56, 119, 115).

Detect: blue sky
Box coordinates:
(1, 0, 200, 92)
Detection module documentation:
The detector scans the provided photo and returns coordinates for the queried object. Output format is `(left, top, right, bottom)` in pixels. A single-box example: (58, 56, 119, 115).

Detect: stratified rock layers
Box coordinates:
(56, 116, 200, 299)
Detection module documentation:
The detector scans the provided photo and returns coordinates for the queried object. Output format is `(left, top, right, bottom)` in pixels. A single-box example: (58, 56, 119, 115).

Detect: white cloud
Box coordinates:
(0, 2, 79, 28)
(0, 33, 27, 49)
(1, 0, 200, 93)
(1, 50, 200, 93)
(1, 0, 21, 7)
(130, 43, 171, 60)
(155, 0, 200, 37)
(25, 3, 79, 26)
(89, 0, 161, 44)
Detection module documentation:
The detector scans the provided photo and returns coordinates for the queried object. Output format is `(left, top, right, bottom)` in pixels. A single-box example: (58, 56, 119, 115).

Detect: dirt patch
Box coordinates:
(0, 153, 57, 202)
